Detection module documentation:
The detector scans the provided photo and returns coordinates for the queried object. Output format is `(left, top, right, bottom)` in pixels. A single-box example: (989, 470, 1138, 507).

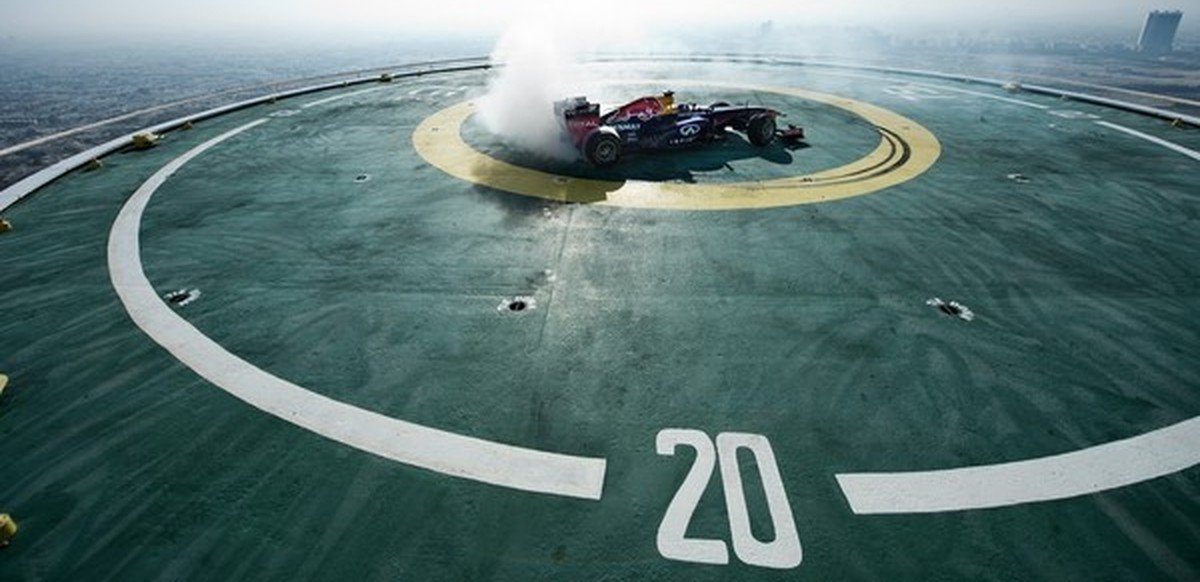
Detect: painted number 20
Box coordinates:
(656, 429, 802, 569)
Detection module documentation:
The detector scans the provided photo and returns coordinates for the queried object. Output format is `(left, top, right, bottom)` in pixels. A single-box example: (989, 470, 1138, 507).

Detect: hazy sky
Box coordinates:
(3, 0, 1198, 41)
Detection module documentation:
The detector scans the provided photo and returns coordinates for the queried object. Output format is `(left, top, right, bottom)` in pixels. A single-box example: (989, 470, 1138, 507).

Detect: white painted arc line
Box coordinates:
(1095, 121, 1200, 162)
(106, 119, 607, 500)
(802, 68, 1048, 110)
(78, 74, 1200, 514)
(837, 416, 1200, 514)
(301, 87, 389, 109)
(837, 115, 1200, 515)
(928, 85, 1049, 110)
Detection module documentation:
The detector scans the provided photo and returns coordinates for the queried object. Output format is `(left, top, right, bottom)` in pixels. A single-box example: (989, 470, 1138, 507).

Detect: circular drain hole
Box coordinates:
(498, 296, 536, 314)
(354, 174, 372, 183)
(164, 288, 201, 307)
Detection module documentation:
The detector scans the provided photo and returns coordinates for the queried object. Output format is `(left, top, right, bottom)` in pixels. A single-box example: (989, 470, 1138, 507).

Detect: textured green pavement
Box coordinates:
(1, 61, 1198, 581)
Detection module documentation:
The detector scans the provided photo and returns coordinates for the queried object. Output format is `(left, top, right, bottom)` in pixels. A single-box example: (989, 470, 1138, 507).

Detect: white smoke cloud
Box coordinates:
(476, 20, 585, 161)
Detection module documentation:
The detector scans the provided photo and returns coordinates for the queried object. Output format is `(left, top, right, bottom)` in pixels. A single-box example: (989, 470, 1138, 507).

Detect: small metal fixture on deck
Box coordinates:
(0, 514, 17, 548)
(164, 289, 201, 307)
(926, 297, 975, 321)
(498, 296, 536, 314)
(132, 132, 160, 150)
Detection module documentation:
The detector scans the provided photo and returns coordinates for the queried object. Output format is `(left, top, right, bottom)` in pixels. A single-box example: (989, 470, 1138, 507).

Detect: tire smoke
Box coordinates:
(477, 20, 583, 161)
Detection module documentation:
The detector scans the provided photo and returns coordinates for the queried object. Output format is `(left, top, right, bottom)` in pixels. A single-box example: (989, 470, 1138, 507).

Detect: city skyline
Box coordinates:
(1, 1, 1196, 42)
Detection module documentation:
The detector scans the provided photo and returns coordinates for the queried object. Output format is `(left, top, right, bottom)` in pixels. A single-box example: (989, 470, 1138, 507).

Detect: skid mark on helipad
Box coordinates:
(107, 119, 607, 500)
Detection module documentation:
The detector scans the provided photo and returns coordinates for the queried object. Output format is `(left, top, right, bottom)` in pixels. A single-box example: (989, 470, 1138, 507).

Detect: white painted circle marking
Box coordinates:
(103, 89, 1200, 517)
(106, 119, 606, 500)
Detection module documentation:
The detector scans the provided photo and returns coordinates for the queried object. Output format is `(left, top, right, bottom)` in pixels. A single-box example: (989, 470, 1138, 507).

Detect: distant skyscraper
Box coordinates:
(1137, 10, 1183, 54)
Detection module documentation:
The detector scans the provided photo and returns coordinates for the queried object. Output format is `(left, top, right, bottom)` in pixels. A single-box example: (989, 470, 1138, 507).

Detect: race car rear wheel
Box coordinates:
(584, 128, 622, 167)
(748, 113, 777, 146)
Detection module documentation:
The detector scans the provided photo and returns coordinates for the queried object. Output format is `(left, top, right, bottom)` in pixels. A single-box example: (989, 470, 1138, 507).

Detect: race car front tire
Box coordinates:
(748, 114, 777, 146)
(584, 128, 622, 167)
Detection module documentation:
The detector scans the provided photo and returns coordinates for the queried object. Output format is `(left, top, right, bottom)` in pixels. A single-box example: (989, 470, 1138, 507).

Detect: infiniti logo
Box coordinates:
(679, 124, 701, 137)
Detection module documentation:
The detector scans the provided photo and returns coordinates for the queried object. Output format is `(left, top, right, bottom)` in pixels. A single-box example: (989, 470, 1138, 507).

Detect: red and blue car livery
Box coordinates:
(555, 91, 804, 166)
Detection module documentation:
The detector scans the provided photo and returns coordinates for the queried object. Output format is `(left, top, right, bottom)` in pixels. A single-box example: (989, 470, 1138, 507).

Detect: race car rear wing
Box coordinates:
(554, 96, 599, 120)
(554, 97, 602, 146)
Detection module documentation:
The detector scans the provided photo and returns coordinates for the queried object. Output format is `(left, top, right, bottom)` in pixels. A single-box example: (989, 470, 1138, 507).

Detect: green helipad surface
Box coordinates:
(1, 60, 1198, 581)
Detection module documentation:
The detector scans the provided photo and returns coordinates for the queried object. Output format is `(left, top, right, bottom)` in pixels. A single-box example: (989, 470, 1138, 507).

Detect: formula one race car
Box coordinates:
(555, 90, 804, 166)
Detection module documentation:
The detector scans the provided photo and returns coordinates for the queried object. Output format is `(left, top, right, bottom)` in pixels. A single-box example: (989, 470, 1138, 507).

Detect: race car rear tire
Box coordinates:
(748, 113, 776, 146)
(584, 128, 622, 167)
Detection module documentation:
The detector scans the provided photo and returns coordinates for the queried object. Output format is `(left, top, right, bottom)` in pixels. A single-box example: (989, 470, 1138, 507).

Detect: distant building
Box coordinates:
(1137, 10, 1183, 53)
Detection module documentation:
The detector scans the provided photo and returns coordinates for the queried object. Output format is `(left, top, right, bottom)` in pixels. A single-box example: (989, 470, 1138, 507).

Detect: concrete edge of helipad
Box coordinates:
(3, 54, 1197, 216)
(0, 60, 491, 213)
(596, 53, 1200, 127)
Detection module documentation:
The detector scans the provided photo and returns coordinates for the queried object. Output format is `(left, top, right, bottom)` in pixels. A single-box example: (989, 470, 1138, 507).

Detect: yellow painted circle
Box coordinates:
(413, 80, 941, 210)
